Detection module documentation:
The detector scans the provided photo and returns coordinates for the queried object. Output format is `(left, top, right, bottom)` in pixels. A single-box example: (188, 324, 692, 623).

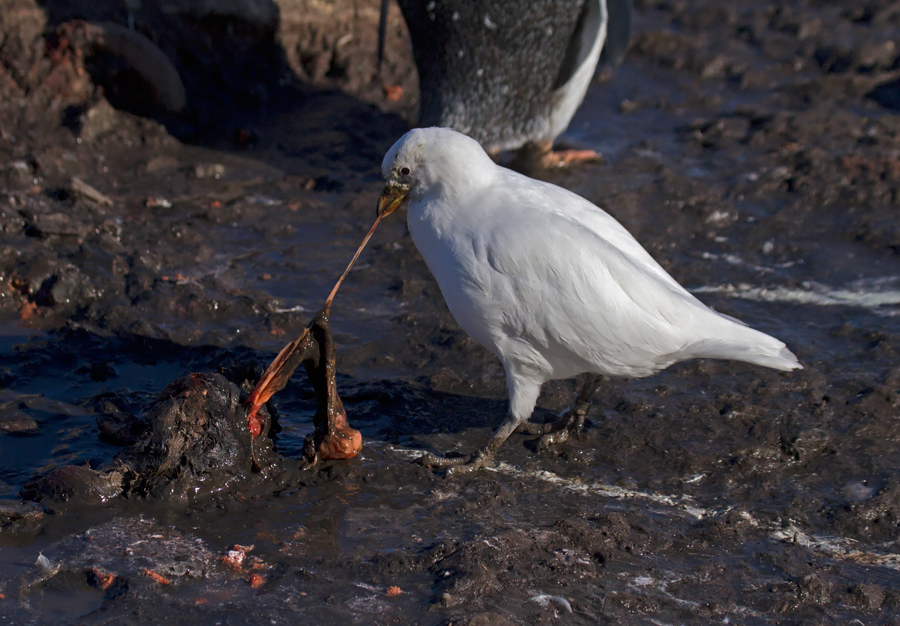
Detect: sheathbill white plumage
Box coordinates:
(376, 127, 801, 474)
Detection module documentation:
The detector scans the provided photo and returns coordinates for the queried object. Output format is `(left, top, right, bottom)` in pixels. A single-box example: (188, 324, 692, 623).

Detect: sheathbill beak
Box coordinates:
(376, 184, 409, 218)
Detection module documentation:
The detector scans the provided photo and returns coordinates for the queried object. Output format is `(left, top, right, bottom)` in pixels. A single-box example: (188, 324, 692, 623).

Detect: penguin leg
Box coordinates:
(517, 373, 603, 448)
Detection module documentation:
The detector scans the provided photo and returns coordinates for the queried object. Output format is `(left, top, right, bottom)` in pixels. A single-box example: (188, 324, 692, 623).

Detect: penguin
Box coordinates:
(382, 0, 632, 165)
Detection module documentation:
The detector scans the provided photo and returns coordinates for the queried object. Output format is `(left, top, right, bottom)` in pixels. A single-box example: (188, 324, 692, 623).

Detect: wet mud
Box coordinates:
(2, 0, 900, 624)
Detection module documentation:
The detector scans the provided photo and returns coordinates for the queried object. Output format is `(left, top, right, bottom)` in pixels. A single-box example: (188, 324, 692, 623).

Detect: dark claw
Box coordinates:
(527, 402, 591, 452)
(516, 419, 557, 436)
(417, 451, 469, 467)
(531, 374, 601, 450)
(417, 450, 494, 475)
(536, 427, 573, 452)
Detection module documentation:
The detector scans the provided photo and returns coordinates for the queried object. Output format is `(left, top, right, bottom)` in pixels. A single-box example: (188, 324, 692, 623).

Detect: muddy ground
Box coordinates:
(1, 0, 900, 623)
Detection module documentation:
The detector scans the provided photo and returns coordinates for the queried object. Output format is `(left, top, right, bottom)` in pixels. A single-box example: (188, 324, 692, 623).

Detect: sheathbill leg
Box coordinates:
(516, 373, 603, 449)
(419, 370, 542, 475)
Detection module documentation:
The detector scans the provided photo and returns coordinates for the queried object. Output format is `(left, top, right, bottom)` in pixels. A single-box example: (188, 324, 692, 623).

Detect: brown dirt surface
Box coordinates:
(1, 0, 900, 624)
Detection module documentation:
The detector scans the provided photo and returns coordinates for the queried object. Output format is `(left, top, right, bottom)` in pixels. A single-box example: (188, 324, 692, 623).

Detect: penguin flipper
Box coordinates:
(597, 0, 633, 70)
(553, 0, 606, 91)
(377, 0, 390, 71)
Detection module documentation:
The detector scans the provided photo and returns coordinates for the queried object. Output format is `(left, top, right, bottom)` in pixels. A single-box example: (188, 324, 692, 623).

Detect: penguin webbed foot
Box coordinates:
(541, 148, 604, 169)
(509, 141, 604, 172)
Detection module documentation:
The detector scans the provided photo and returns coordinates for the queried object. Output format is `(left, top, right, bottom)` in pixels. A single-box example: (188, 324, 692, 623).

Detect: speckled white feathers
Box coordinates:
(383, 128, 801, 422)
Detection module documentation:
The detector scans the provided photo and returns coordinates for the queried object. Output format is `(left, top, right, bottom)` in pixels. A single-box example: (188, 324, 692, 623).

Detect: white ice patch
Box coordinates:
(490, 462, 708, 520)
(694, 276, 900, 315)
(247, 195, 282, 206)
(34, 553, 57, 574)
(382, 446, 900, 572)
(272, 304, 307, 313)
(771, 524, 900, 570)
(495, 461, 900, 572)
(530, 593, 573, 614)
(349, 582, 392, 613)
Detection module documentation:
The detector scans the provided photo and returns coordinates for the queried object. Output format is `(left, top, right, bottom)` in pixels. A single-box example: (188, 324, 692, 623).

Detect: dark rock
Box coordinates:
(0, 406, 39, 432)
(78, 98, 121, 142)
(26, 211, 91, 237)
(35, 264, 100, 309)
(0, 500, 44, 529)
(96, 410, 148, 446)
(22, 464, 124, 505)
(116, 372, 278, 499)
(22, 372, 279, 504)
(797, 573, 832, 605)
(848, 583, 885, 610)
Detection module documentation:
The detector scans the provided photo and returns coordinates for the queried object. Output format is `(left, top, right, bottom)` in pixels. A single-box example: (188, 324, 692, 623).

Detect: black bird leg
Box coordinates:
(419, 374, 603, 474)
(517, 373, 602, 449)
(418, 412, 524, 476)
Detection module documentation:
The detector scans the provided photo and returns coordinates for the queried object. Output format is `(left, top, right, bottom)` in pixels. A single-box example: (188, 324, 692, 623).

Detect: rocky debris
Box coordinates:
(15, 517, 217, 603)
(0, 405, 39, 433)
(22, 371, 279, 504)
(77, 98, 123, 142)
(276, 0, 417, 115)
(0, 500, 44, 530)
(70, 176, 114, 206)
(0, 0, 899, 624)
